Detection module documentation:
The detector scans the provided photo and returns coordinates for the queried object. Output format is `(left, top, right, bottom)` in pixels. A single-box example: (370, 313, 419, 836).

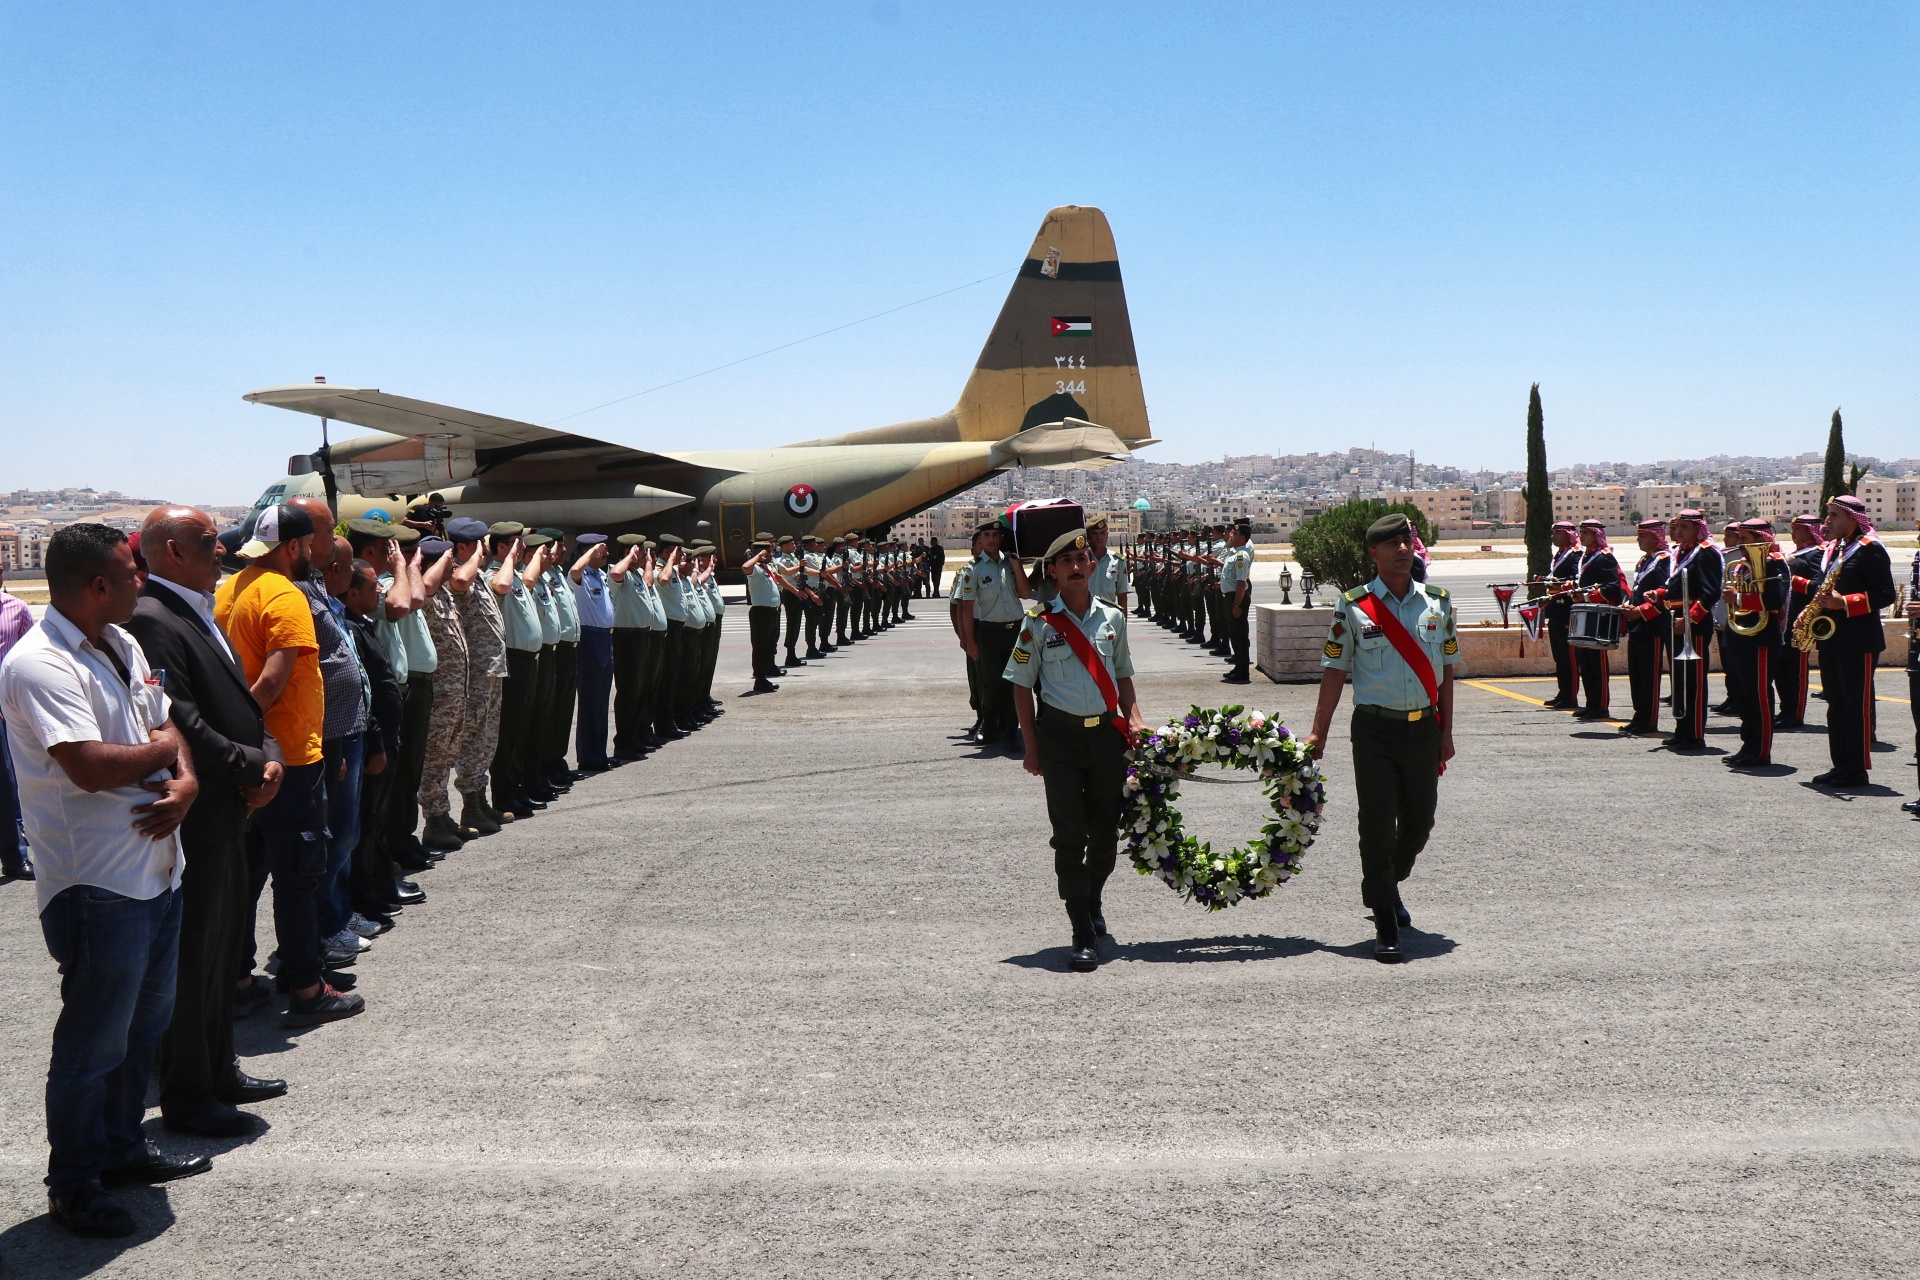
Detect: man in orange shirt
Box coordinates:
(215, 505, 363, 1028)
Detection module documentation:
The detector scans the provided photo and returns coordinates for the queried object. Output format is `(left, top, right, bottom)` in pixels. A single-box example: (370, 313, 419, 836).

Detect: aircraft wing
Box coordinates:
(242, 384, 698, 477)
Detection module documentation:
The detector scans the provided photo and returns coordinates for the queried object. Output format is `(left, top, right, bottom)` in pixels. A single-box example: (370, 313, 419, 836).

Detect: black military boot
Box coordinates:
(1064, 897, 1099, 972)
(460, 794, 501, 837)
(422, 814, 466, 853)
(1088, 890, 1108, 938)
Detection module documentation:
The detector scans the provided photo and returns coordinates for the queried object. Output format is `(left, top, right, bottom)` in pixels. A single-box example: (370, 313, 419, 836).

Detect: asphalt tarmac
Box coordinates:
(1, 603, 1917, 1277)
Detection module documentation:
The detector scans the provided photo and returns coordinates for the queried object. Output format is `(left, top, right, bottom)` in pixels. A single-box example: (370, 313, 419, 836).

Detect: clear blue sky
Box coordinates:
(2, 3, 1915, 504)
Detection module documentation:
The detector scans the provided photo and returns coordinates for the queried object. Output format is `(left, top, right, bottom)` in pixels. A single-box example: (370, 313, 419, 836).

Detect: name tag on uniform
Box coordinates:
(1360, 624, 1383, 639)
(1044, 633, 1067, 649)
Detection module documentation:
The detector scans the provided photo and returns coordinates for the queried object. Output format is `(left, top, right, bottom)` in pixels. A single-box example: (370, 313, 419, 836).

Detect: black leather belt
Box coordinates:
(1354, 703, 1439, 722)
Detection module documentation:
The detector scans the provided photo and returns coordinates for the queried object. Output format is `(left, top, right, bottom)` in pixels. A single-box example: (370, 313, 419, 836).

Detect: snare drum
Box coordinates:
(1567, 601, 1621, 650)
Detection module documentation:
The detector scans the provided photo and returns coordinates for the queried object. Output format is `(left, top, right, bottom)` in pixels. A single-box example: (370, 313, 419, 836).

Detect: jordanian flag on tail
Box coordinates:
(1051, 316, 1092, 336)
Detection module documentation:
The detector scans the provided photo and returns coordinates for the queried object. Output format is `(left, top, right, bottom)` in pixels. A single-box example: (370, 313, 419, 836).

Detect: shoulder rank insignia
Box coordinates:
(1010, 647, 1031, 664)
(1343, 585, 1368, 602)
(1443, 637, 1459, 656)
(1324, 640, 1343, 658)
(1426, 585, 1449, 599)
(1024, 600, 1045, 618)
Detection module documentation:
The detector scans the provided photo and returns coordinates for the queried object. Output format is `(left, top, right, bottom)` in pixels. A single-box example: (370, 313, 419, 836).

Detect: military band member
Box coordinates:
(1648, 510, 1721, 751)
(1775, 514, 1825, 729)
(1219, 520, 1254, 683)
(1716, 518, 1792, 768)
(1005, 528, 1145, 973)
(1808, 495, 1896, 788)
(1541, 521, 1581, 710)
(952, 518, 1029, 754)
(1570, 519, 1625, 719)
(1618, 518, 1672, 736)
(1306, 513, 1458, 964)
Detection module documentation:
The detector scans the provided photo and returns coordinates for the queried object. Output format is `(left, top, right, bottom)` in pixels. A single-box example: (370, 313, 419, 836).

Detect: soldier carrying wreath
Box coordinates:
(1005, 528, 1148, 974)
(1304, 512, 1460, 965)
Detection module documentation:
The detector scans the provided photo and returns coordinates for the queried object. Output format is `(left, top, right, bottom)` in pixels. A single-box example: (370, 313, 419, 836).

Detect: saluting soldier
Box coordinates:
(1005, 527, 1145, 972)
(1618, 518, 1672, 736)
(539, 528, 582, 791)
(1570, 519, 1625, 719)
(520, 532, 567, 800)
(772, 534, 808, 668)
(651, 534, 692, 739)
(1541, 520, 1581, 710)
(1219, 520, 1255, 683)
(1775, 514, 1825, 729)
(609, 534, 652, 760)
(952, 517, 1029, 754)
(1719, 518, 1791, 769)
(1305, 512, 1459, 964)
(569, 533, 616, 772)
(1808, 494, 1897, 789)
(485, 522, 545, 818)
(743, 534, 782, 693)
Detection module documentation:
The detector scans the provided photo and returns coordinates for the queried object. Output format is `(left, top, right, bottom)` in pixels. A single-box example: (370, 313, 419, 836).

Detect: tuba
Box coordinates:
(1791, 560, 1842, 651)
(1726, 545, 1771, 637)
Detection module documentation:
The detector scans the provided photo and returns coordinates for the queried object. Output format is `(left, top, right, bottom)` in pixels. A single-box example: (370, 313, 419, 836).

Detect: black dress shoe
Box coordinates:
(785, 654, 806, 667)
(162, 1101, 255, 1138)
(391, 878, 426, 906)
(1374, 919, 1404, 964)
(1221, 671, 1251, 684)
(753, 679, 780, 693)
(320, 968, 358, 990)
(2, 858, 33, 881)
(48, 1185, 137, 1237)
(1773, 717, 1803, 730)
(1396, 902, 1412, 928)
(1723, 751, 1753, 767)
(218, 1072, 288, 1104)
(1064, 897, 1099, 972)
(102, 1143, 213, 1185)
(1901, 798, 1920, 814)
(1813, 769, 1870, 788)
(525, 783, 558, 804)
(1664, 736, 1706, 751)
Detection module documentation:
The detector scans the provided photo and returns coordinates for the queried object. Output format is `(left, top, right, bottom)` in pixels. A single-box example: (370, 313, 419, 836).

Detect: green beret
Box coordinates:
(344, 517, 399, 538)
(487, 521, 524, 538)
(1043, 528, 1090, 563)
(1365, 513, 1413, 547)
(655, 533, 684, 547)
(616, 533, 646, 546)
(391, 524, 421, 545)
(521, 532, 554, 549)
(537, 527, 564, 541)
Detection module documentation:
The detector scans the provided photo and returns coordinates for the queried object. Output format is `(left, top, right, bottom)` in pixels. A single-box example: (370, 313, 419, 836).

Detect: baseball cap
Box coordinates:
(240, 503, 316, 559)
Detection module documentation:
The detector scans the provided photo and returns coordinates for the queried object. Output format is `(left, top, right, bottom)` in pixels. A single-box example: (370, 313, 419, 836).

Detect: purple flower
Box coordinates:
(1275, 726, 1291, 740)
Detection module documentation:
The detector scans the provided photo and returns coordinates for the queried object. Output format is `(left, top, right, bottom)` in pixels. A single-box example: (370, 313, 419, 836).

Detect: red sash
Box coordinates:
(1037, 609, 1131, 740)
(1352, 591, 1441, 717)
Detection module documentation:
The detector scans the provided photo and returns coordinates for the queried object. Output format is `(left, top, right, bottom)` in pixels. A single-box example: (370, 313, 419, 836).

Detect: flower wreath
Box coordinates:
(1122, 704, 1325, 910)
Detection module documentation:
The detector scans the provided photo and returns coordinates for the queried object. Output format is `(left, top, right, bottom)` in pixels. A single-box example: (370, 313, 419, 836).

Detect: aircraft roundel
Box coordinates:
(785, 484, 817, 517)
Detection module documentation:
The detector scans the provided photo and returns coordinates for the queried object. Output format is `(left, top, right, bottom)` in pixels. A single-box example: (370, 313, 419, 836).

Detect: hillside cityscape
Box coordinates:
(5, 444, 1919, 571)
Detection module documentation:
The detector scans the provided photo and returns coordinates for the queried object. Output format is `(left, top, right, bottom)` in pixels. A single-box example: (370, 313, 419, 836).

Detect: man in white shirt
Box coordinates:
(0, 524, 205, 1237)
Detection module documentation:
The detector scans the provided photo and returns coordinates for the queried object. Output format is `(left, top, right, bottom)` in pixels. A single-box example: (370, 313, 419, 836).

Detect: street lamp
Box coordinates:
(1277, 564, 1294, 604)
(1299, 570, 1317, 608)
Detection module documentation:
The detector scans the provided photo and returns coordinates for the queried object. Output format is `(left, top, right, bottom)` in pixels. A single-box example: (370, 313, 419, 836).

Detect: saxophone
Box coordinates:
(1790, 560, 1842, 652)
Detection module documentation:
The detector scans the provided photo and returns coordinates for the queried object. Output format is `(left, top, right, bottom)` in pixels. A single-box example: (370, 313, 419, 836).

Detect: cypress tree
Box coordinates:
(1524, 383, 1550, 579)
(1819, 408, 1845, 508)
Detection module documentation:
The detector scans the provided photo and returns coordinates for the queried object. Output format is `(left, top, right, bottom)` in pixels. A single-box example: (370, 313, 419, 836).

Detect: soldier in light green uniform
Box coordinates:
(948, 533, 980, 738)
(951, 517, 1030, 753)
(487, 522, 546, 818)
(1218, 520, 1255, 683)
(1305, 512, 1460, 964)
(743, 534, 783, 692)
(1005, 527, 1146, 972)
(540, 529, 582, 791)
(1086, 515, 1129, 610)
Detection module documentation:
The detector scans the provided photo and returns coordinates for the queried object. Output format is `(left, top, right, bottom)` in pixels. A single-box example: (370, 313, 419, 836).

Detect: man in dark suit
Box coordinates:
(126, 507, 288, 1136)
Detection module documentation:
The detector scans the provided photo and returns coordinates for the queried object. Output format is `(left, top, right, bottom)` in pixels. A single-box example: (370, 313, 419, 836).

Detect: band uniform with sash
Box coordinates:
(1718, 518, 1792, 767)
(1808, 495, 1896, 785)
(1638, 510, 1722, 749)
(1776, 514, 1825, 728)
(1569, 519, 1625, 718)
(1004, 527, 1137, 973)
(1318, 513, 1459, 951)
(1542, 521, 1581, 709)
(1620, 519, 1673, 736)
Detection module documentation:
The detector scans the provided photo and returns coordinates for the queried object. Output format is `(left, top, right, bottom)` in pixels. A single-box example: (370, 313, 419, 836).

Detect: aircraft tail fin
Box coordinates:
(952, 206, 1151, 445)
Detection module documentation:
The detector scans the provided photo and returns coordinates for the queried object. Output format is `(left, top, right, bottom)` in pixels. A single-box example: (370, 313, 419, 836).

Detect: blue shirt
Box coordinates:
(573, 567, 614, 629)
(1321, 577, 1459, 711)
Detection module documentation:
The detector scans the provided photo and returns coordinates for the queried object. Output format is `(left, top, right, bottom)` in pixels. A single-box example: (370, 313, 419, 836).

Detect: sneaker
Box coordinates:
(347, 913, 381, 940)
(281, 984, 365, 1028)
(323, 928, 373, 954)
(232, 975, 274, 1019)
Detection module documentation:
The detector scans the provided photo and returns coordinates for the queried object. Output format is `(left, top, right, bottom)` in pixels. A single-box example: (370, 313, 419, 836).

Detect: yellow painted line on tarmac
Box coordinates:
(1809, 680, 1910, 707)
(1461, 676, 1631, 724)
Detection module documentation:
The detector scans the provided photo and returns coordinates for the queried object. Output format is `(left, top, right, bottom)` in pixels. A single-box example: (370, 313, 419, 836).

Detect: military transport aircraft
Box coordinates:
(239, 205, 1157, 565)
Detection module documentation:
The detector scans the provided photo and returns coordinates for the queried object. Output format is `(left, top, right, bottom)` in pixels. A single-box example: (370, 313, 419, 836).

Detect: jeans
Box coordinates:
(245, 761, 328, 992)
(319, 734, 364, 938)
(40, 884, 182, 1193)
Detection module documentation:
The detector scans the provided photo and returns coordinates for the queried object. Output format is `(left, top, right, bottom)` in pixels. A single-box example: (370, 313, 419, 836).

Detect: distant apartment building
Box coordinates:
(0, 522, 51, 571)
(1385, 489, 1474, 532)
(1855, 476, 1918, 528)
(1483, 487, 1636, 527)
(1631, 484, 1726, 523)
(1749, 481, 1819, 524)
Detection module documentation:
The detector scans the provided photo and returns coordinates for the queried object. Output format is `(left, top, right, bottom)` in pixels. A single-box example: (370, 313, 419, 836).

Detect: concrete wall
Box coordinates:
(1254, 602, 1912, 681)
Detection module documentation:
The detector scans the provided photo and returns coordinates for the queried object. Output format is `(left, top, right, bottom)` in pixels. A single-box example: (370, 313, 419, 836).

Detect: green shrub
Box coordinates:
(1291, 497, 1433, 591)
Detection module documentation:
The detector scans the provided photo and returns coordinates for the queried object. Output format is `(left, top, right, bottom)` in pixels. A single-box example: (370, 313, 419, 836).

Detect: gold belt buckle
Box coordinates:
(1407, 709, 1422, 722)
(1083, 715, 1101, 728)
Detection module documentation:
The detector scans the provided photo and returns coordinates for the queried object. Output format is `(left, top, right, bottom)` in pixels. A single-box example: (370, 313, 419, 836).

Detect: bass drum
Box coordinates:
(1568, 601, 1622, 650)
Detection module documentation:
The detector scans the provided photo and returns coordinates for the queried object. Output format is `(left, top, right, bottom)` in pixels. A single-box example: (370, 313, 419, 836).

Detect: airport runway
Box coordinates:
(1, 605, 1917, 1276)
